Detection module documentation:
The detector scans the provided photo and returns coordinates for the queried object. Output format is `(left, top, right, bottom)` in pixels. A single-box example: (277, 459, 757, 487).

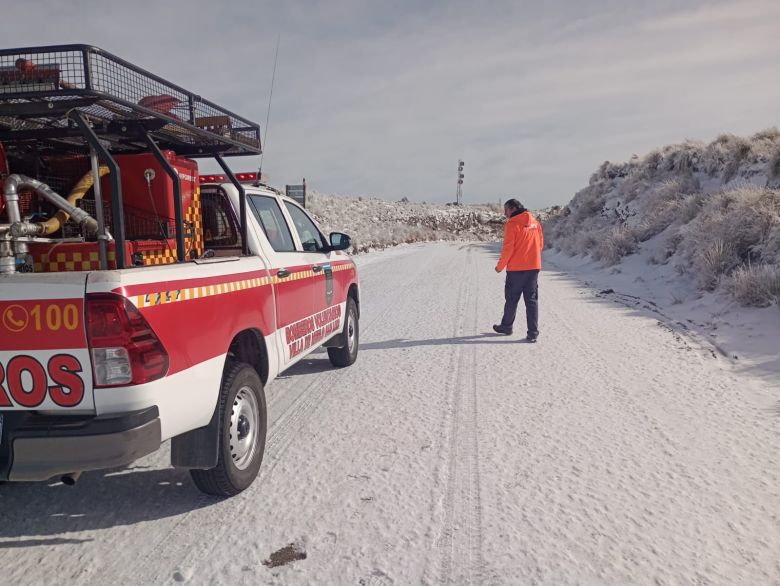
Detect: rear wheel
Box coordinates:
(327, 297, 359, 367)
(190, 362, 267, 497)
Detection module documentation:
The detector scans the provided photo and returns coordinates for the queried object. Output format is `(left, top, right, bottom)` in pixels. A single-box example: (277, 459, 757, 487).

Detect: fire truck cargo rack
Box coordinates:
(0, 44, 261, 269)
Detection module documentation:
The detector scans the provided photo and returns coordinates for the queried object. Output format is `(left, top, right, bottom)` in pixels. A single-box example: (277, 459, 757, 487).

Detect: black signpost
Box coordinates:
(456, 160, 464, 205)
(286, 178, 307, 207)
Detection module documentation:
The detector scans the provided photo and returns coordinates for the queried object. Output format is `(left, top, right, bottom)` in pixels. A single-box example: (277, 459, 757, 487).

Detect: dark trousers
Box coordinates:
(501, 269, 539, 337)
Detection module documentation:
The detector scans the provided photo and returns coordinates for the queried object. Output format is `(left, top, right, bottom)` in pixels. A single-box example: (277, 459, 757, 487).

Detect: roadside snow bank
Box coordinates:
(545, 129, 780, 309)
(307, 192, 504, 253)
(544, 246, 780, 382)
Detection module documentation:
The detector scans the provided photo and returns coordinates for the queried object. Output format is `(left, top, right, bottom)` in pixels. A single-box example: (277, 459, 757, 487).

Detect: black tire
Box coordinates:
(328, 297, 359, 367)
(190, 362, 267, 497)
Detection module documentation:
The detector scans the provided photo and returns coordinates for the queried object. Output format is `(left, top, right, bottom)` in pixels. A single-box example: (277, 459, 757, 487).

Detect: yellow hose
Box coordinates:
(38, 165, 110, 235)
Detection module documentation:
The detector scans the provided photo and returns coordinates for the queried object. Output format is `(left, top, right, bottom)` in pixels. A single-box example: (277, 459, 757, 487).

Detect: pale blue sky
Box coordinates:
(2, 0, 779, 208)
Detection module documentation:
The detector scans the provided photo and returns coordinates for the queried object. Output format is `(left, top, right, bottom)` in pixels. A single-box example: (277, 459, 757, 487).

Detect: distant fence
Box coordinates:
(286, 179, 306, 207)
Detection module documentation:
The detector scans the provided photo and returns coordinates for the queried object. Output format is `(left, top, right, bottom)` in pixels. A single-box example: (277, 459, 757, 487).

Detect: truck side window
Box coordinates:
(201, 190, 241, 251)
(283, 201, 327, 253)
(248, 194, 296, 252)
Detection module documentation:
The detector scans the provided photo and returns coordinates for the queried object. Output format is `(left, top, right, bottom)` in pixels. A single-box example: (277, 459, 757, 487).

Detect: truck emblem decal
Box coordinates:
(324, 264, 334, 306)
(2, 305, 29, 333)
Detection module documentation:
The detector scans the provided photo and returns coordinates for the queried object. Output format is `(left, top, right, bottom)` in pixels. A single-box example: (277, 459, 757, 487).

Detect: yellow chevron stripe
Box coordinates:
(129, 262, 355, 308)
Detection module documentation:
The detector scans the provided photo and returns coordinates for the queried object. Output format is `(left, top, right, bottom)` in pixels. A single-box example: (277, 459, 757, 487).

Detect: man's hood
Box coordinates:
(507, 210, 534, 227)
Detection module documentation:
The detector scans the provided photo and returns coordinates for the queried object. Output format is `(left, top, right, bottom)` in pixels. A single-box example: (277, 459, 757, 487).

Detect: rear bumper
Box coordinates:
(0, 407, 161, 481)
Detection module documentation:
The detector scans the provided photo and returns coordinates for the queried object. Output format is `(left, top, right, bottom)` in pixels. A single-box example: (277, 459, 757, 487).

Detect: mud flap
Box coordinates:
(170, 403, 220, 469)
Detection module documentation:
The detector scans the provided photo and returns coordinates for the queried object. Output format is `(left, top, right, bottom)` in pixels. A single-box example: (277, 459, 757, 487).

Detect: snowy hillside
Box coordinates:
(306, 192, 504, 253)
(545, 129, 780, 308)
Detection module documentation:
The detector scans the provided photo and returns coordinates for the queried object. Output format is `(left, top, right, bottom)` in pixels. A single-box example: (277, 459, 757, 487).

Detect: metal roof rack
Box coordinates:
(0, 44, 261, 157)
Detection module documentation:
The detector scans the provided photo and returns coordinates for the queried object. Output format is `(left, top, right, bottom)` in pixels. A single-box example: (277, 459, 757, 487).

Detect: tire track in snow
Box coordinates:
(456, 265, 486, 585)
(112, 363, 346, 585)
(94, 355, 342, 585)
(96, 363, 354, 585)
(425, 245, 485, 585)
(108, 248, 447, 585)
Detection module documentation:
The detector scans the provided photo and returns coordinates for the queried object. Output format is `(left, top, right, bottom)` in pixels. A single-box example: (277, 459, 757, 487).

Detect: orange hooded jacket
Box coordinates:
(495, 210, 544, 272)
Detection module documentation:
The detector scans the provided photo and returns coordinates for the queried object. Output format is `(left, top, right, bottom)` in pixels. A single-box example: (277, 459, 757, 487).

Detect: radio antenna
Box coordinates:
(258, 34, 280, 183)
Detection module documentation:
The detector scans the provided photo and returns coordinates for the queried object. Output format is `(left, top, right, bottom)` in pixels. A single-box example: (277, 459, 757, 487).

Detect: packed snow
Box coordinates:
(1, 243, 778, 585)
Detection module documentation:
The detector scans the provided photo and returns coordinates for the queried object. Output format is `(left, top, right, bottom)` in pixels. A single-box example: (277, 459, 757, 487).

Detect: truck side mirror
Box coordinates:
(329, 232, 351, 251)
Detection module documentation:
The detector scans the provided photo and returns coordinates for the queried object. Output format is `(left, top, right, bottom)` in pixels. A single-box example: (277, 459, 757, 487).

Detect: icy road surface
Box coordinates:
(2, 243, 779, 585)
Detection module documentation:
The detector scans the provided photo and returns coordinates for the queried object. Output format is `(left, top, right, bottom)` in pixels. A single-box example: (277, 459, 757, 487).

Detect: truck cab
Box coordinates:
(198, 176, 360, 373)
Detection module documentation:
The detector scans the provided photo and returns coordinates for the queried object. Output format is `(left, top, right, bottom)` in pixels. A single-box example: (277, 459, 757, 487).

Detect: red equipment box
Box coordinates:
(101, 151, 198, 239)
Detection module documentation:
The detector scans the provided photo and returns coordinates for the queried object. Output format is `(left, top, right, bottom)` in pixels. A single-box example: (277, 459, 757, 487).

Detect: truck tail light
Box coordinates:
(86, 293, 169, 387)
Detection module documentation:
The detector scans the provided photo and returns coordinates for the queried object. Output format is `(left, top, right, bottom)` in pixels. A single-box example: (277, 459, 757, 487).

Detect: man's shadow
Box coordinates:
(365, 333, 531, 351)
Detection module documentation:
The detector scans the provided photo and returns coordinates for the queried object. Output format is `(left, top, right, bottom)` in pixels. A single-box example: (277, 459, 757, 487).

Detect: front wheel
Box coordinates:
(190, 362, 267, 497)
(327, 297, 359, 367)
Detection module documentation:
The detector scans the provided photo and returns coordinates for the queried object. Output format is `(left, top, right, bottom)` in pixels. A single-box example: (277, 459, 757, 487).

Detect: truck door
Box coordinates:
(247, 194, 317, 366)
(281, 201, 336, 314)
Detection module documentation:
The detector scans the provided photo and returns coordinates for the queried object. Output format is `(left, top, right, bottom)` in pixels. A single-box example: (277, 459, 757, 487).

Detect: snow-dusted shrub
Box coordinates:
(620, 173, 649, 203)
(570, 227, 600, 256)
(752, 223, 780, 266)
(593, 226, 638, 265)
(632, 176, 700, 241)
(701, 133, 744, 177)
(644, 150, 663, 175)
(635, 181, 683, 240)
(752, 127, 780, 142)
(663, 140, 705, 174)
(682, 185, 779, 285)
(767, 148, 780, 186)
(569, 186, 607, 222)
(728, 264, 780, 307)
(749, 127, 780, 162)
(306, 191, 505, 253)
(722, 138, 751, 184)
(676, 192, 707, 224)
(693, 238, 736, 290)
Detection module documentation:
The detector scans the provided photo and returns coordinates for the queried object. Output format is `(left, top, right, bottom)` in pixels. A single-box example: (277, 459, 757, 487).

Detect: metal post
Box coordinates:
(82, 47, 92, 91)
(456, 160, 465, 206)
(188, 95, 196, 125)
(145, 134, 185, 262)
(69, 111, 125, 269)
(215, 155, 248, 256)
(89, 148, 109, 270)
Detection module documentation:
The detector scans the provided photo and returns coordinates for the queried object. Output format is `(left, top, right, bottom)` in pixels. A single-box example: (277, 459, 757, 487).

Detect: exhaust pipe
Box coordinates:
(60, 472, 82, 486)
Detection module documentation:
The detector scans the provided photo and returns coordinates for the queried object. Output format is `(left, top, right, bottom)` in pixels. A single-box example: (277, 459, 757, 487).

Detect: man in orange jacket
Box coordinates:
(493, 199, 544, 342)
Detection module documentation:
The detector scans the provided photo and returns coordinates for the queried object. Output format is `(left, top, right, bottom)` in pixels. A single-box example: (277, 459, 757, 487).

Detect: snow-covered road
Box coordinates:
(2, 242, 779, 585)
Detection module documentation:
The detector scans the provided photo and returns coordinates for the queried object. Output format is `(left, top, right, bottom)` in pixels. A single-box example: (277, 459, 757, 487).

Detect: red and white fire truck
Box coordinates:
(0, 45, 360, 496)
